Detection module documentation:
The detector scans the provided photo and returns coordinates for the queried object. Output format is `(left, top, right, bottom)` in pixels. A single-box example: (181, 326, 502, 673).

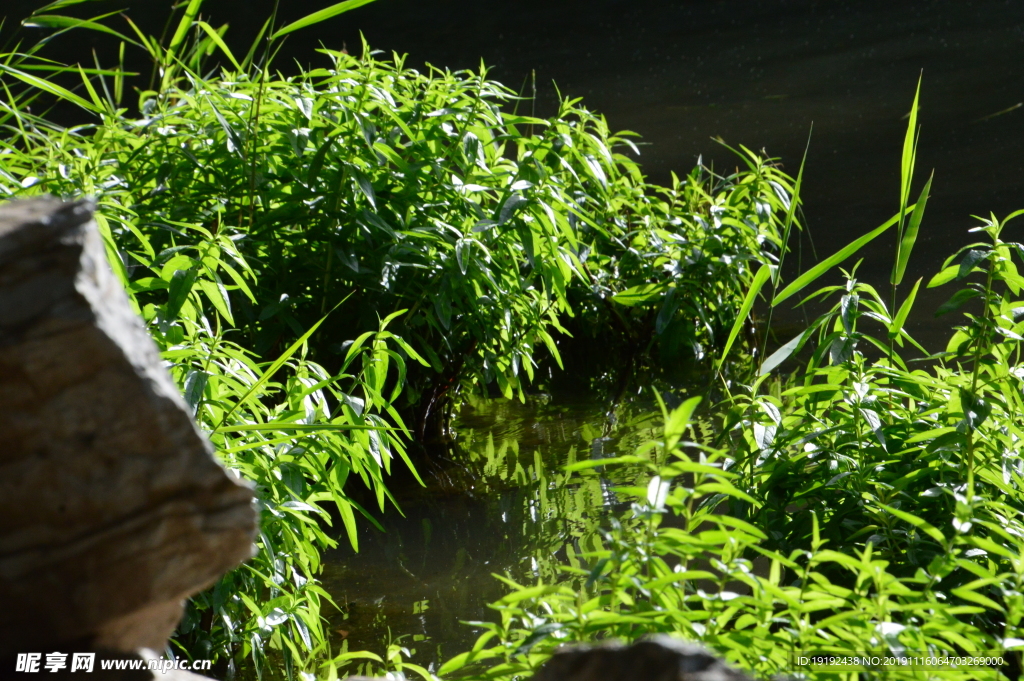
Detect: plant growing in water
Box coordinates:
(0, 0, 794, 675)
(436, 88, 1024, 681)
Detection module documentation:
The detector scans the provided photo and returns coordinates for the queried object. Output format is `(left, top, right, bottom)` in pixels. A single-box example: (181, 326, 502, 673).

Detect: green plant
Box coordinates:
(438, 88, 1024, 681)
(0, 0, 796, 674)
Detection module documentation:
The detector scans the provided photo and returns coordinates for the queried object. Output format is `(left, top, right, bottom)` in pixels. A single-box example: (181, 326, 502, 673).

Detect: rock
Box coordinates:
(0, 197, 257, 662)
(531, 636, 752, 681)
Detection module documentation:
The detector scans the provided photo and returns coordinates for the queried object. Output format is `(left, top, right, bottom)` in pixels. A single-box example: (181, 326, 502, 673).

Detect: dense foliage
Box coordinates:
(9, 2, 1022, 680)
(436, 97, 1024, 680)
(0, 0, 788, 677)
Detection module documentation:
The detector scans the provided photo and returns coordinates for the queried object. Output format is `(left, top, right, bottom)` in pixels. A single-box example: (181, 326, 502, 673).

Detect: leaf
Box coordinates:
(196, 21, 242, 71)
(889, 277, 921, 337)
(840, 292, 859, 334)
(611, 283, 666, 307)
(928, 264, 960, 288)
(892, 171, 932, 285)
(455, 239, 470, 274)
(183, 370, 208, 414)
(270, 0, 377, 39)
(498, 192, 528, 225)
(655, 287, 680, 335)
(512, 623, 563, 658)
(935, 288, 980, 317)
(168, 0, 203, 57)
(0, 63, 101, 113)
(957, 249, 989, 280)
(717, 264, 770, 368)
(23, 14, 139, 45)
(165, 267, 198, 318)
(355, 170, 376, 208)
(898, 76, 922, 228)
(198, 278, 234, 325)
(760, 329, 809, 375)
(772, 209, 907, 307)
(877, 502, 945, 543)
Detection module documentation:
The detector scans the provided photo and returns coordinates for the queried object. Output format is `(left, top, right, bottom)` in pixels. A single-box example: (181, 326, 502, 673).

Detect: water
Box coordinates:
(320, 392, 667, 669)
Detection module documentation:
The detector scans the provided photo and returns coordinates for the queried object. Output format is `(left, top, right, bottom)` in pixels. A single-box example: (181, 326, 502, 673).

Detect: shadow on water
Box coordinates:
(320, 391, 670, 670)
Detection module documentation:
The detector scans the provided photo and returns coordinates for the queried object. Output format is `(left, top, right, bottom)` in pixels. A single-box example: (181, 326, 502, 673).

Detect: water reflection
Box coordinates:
(321, 393, 664, 669)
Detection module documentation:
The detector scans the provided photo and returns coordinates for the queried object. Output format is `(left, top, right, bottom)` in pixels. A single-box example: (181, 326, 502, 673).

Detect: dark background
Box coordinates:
(4, 0, 1024, 344)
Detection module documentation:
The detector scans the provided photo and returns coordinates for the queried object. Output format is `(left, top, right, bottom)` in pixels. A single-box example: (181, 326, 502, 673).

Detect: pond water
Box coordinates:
(321, 392, 671, 670)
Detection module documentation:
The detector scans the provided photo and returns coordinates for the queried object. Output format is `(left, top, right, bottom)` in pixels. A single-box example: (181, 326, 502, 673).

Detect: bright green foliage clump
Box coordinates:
(438, 99, 1024, 679)
(0, 1, 789, 675)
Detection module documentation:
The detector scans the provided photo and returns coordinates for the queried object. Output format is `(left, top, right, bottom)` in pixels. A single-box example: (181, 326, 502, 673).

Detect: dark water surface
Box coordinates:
(320, 394, 665, 669)
(5, 0, 1023, 668)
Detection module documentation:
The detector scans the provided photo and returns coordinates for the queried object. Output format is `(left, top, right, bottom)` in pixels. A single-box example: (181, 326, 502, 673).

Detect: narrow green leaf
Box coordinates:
(168, 0, 204, 57)
(196, 21, 242, 71)
(775, 126, 810, 287)
(759, 328, 809, 375)
(772, 208, 909, 307)
(718, 264, 770, 368)
(889, 277, 921, 337)
(23, 13, 140, 45)
(269, 0, 377, 40)
(892, 171, 932, 285)
(611, 283, 666, 307)
(927, 264, 959, 288)
(877, 502, 945, 543)
(900, 76, 922, 220)
(0, 63, 101, 113)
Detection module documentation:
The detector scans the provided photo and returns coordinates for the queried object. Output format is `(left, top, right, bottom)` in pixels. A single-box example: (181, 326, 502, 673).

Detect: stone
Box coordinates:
(531, 636, 752, 681)
(0, 197, 258, 661)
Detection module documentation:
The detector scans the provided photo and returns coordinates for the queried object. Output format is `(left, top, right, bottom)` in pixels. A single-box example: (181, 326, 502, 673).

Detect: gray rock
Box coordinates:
(0, 197, 257, 658)
(532, 636, 752, 681)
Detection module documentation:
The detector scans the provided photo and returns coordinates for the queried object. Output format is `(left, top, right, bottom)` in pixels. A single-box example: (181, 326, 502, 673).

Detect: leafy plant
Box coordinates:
(0, 0, 794, 675)
(439, 87, 1024, 681)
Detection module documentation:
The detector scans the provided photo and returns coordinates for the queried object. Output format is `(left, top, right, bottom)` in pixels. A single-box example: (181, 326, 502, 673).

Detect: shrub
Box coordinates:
(0, 0, 791, 675)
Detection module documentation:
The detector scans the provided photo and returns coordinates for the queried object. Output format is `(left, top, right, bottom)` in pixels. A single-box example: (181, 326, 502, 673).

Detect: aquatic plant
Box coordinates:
(438, 88, 1024, 681)
(0, 0, 790, 676)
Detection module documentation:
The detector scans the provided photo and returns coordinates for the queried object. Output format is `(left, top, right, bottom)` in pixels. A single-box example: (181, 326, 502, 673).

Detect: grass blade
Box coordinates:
(717, 264, 770, 368)
(270, 0, 377, 40)
(759, 328, 810, 376)
(775, 127, 810, 287)
(23, 13, 141, 46)
(168, 0, 204, 57)
(772, 208, 910, 308)
(890, 277, 922, 338)
(0, 63, 100, 113)
(892, 171, 933, 285)
(900, 76, 922, 219)
(196, 21, 242, 72)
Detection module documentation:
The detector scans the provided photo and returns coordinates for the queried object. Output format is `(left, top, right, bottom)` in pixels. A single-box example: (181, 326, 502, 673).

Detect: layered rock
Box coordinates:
(532, 637, 753, 681)
(0, 197, 257, 675)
